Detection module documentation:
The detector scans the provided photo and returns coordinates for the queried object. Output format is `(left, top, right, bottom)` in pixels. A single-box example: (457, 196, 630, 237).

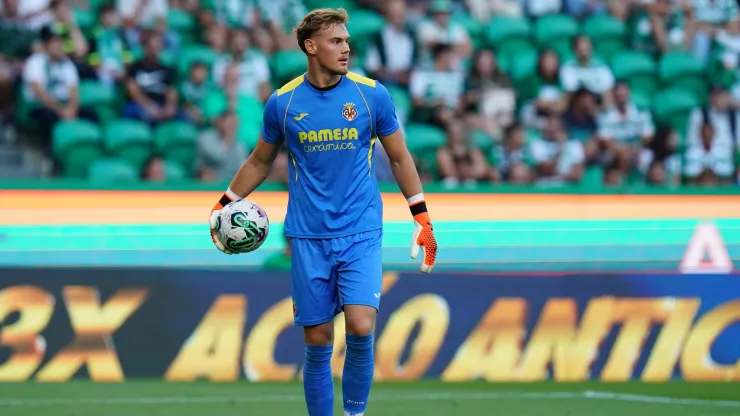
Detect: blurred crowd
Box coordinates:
(0, 0, 739, 188)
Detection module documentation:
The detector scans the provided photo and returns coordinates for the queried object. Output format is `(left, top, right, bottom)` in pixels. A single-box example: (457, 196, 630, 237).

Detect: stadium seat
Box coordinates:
(103, 120, 153, 171)
(167, 9, 196, 44)
(52, 120, 103, 178)
(486, 17, 533, 62)
(386, 85, 411, 124)
(73, 8, 95, 37)
(346, 10, 385, 54)
(163, 160, 187, 182)
(659, 51, 708, 104)
(154, 121, 198, 175)
(270, 49, 307, 85)
(305, 0, 358, 12)
(452, 13, 484, 50)
(471, 129, 493, 153)
(87, 158, 139, 184)
(631, 89, 652, 111)
(610, 51, 657, 96)
(581, 15, 627, 61)
(177, 45, 219, 78)
(653, 88, 698, 146)
(78, 81, 117, 123)
(509, 48, 539, 101)
(533, 14, 579, 59)
(405, 123, 447, 179)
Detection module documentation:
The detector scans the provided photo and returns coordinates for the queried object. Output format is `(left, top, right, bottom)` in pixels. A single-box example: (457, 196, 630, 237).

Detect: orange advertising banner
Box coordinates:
(1, 190, 740, 225)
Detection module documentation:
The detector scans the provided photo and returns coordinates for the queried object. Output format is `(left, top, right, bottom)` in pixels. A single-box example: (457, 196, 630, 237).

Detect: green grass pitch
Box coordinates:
(1, 381, 739, 416)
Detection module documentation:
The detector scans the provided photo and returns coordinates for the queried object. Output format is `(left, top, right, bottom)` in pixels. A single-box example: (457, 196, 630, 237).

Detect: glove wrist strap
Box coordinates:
(216, 188, 240, 210)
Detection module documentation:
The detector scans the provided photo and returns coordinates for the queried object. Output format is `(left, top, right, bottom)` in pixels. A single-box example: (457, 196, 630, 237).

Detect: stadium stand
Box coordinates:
(0, 0, 738, 188)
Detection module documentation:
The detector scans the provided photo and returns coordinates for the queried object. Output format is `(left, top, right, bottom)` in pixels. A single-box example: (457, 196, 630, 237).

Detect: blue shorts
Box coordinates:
(290, 229, 383, 327)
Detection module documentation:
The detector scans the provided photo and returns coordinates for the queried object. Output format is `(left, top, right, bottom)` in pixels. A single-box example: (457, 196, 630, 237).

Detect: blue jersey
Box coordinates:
(261, 72, 400, 239)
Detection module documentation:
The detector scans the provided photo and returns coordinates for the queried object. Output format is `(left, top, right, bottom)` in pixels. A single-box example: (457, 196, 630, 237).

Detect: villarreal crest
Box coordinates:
(342, 102, 358, 122)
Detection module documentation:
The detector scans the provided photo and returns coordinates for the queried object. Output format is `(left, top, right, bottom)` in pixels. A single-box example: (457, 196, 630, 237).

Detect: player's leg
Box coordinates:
(336, 229, 383, 416)
(291, 237, 343, 416)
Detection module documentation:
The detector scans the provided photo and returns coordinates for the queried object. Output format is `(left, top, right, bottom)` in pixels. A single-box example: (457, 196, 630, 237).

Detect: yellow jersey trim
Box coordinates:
(346, 72, 376, 88)
(277, 75, 305, 96)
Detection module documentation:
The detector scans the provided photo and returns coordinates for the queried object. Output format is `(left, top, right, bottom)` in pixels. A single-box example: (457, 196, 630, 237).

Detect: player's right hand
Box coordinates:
(209, 192, 237, 255)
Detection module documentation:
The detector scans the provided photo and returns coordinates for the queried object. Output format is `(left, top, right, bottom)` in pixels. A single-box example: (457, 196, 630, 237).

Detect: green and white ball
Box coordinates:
(215, 199, 270, 253)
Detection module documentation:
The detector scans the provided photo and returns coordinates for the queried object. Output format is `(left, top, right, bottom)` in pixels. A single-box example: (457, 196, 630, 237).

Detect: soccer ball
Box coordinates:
(215, 199, 270, 254)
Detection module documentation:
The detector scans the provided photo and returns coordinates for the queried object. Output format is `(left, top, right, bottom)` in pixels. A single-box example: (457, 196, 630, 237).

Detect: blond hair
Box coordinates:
(294, 8, 349, 54)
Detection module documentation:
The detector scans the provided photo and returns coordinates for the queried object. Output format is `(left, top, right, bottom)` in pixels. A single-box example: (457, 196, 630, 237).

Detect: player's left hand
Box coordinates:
(209, 193, 237, 255)
(411, 209, 437, 274)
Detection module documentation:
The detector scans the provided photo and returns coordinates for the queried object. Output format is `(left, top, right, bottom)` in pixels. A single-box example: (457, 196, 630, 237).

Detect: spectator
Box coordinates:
(639, 125, 681, 186)
(464, 48, 515, 138)
(257, 0, 308, 51)
(436, 121, 493, 188)
(22, 25, 97, 147)
(597, 82, 655, 178)
(416, 0, 472, 69)
(266, 145, 290, 186)
(690, 0, 739, 64)
(117, 0, 179, 55)
(197, 110, 248, 182)
(495, 122, 533, 184)
(521, 49, 568, 130)
(409, 43, 464, 128)
(687, 86, 739, 150)
(466, 0, 523, 22)
(560, 35, 615, 104)
(530, 116, 585, 185)
(123, 31, 181, 125)
(563, 87, 599, 145)
(199, 0, 257, 30)
(1, 0, 53, 30)
(365, 0, 418, 88)
(180, 61, 210, 125)
(605, 0, 635, 20)
(0, 0, 44, 65)
(684, 121, 735, 185)
(46, 0, 88, 61)
(634, 0, 694, 54)
(523, 0, 563, 18)
(564, 0, 607, 19)
(262, 232, 292, 271)
(141, 155, 166, 182)
(212, 28, 271, 102)
(204, 24, 228, 54)
(87, 3, 133, 87)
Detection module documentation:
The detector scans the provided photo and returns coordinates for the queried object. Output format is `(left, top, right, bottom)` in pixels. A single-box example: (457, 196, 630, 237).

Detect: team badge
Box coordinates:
(342, 102, 358, 122)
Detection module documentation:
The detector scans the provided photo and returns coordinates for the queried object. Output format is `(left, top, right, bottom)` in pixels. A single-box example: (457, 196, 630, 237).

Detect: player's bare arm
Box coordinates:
(379, 129, 438, 273)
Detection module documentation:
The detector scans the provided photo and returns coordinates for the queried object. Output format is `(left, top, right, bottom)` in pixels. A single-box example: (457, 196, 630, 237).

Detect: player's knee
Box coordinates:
(304, 322, 334, 346)
(344, 306, 376, 337)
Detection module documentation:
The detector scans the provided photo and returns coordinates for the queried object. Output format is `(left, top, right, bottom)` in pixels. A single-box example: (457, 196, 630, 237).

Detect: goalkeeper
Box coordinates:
(208, 8, 437, 416)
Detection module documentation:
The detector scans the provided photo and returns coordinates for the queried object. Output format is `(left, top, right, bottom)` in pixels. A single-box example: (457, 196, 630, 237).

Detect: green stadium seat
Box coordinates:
(405, 123, 447, 179)
(386, 85, 411, 123)
(78, 81, 117, 123)
(610, 51, 657, 95)
(533, 14, 579, 59)
(87, 158, 139, 184)
(471, 129, 493, 153)
(453, 13, 483, 50)
(305, 0, 358, 12)
(73, 8, 95, 37)
(486, 17, 533, 62)
(659, 51, 708, 104)
(167, 9, 196, 43)
(346, 10, 385, 54)
(154, 121, 198, 175)
(163, 160, 187, 182)
(52, 120, 103, 178)
(653, 88, 698, 146)
(509, 48, 539, 101)
(103, 120, 153, 171)
(270, 49, 306, 85)
(631, 89, 652, 111)
(581, 15, 627, 61)
(178, 45, 219, 77)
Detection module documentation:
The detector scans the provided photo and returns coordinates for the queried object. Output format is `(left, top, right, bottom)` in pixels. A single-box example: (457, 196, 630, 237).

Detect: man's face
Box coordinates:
(386, 0, 406, 26)
(46, 37, 64, 59)
(575, 37, 592, 60)
(614, 84, 630, 105)
(232, 30, 249, 54)
(307, 23, 350, 75)
(432, 11, 450, 26)
(711, 90, 730, 111)
(145, 35, 163, 57)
